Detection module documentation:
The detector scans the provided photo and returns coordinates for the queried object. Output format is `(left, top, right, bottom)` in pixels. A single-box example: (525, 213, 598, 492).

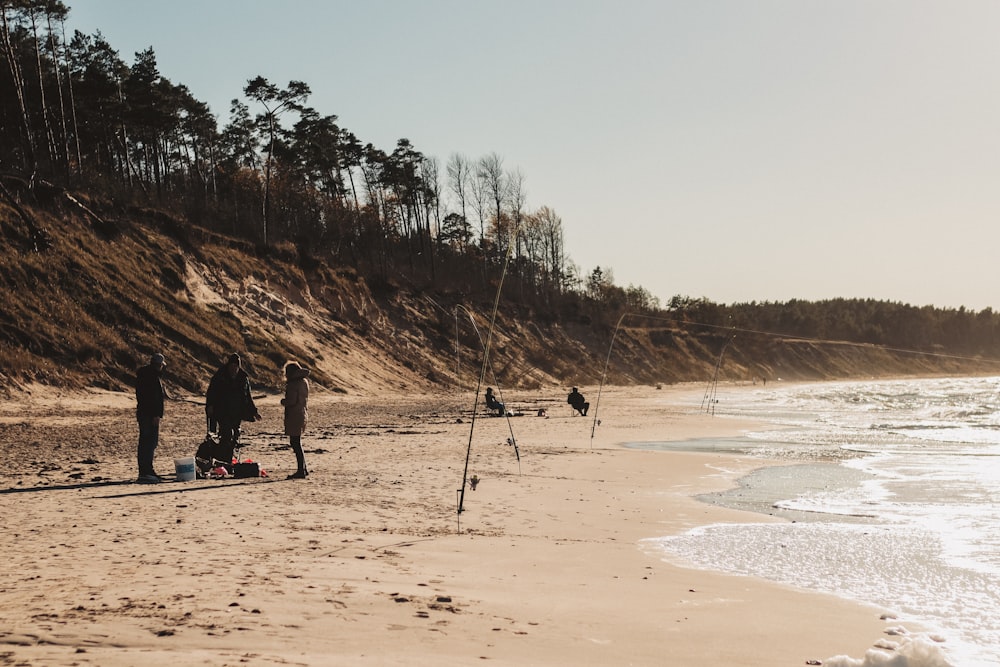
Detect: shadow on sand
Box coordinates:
(0, 476, 280, 496)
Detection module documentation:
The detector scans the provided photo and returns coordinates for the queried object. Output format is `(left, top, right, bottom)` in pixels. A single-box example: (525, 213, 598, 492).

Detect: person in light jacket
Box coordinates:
(281, 361, 310, 479)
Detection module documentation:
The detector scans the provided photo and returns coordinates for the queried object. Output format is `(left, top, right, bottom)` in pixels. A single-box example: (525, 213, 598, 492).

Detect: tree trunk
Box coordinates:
(28, 9, 58, 169)
(59, 18, 82, 177)
(45, 12, 70, 183)
(262, 115, 275, 245)
(1, 2, 37, 179)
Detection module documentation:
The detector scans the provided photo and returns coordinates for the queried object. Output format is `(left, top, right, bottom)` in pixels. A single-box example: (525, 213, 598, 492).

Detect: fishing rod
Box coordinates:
(589, 311, 627, 448)
(701, 334, 734, 415)
(457, 225, 519, 531)
(455, 304, 520, 471)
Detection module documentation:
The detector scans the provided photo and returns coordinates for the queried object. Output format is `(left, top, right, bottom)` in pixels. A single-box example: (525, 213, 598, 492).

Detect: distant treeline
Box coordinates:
(662, 296, 1000, 359)
(3, 1, 999, 364)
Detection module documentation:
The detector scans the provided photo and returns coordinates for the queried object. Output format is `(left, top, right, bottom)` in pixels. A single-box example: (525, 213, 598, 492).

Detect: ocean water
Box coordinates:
(635, 376, 1000, 667)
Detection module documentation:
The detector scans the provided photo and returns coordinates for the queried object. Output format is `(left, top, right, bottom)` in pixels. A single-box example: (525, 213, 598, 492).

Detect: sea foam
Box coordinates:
(823, 634, 954, 667)
(641, 376, 1000, 666)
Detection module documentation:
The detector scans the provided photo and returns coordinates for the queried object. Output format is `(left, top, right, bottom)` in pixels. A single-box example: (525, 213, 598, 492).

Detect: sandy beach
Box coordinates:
(0, 383, 895, 666)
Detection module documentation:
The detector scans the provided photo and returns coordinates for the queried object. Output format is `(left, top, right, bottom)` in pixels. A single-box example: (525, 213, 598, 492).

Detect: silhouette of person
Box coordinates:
(135, 352, 167, 483)
(567, 387, 589, 416)
(205, 353, 261, 464)
(485, 387, 505, 416)
(281, 361, 311, 479)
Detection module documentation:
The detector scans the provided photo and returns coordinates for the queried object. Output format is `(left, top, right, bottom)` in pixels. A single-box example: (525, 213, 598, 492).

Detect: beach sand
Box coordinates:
(0, 383, 894, 666)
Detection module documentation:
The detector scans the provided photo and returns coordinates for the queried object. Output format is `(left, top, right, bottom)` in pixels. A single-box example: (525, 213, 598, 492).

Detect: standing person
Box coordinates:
(205, 353, 261, 465)
(281, 361, 310, 479)
(135, 352, 167, 483)
(567, 387, 589, 416)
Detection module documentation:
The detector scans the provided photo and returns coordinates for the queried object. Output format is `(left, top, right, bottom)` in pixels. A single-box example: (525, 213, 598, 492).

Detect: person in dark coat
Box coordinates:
(205, 353, 261, 464)
(485, 387, 505, 416)
(281, 361, 310, 479)
(135, 352, 167, 483)
(567, 387, 589, 416)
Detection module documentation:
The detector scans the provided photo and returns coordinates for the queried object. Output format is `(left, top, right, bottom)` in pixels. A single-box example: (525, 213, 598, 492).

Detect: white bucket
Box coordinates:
(174, 456, 196, 482)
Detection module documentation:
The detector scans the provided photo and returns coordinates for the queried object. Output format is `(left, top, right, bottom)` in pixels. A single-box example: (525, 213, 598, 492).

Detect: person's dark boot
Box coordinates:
(289, 441, 308, 478)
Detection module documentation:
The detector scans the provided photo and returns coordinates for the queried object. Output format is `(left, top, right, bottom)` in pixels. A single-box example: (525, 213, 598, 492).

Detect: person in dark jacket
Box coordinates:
(135, 352, 167, 483)
(567, 387, 589, 416)
(484, 387, 505, 416)
(205, 353, 261, 464)
(281, 361, 311, 479)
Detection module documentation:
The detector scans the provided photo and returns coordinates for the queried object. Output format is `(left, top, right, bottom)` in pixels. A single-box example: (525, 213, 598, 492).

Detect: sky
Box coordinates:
(68, 1, 1000, 311)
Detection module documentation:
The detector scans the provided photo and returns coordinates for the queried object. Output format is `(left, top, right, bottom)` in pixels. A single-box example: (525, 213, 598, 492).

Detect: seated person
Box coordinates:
(484, 387, 505, 416)
(567, 387, 589, 416)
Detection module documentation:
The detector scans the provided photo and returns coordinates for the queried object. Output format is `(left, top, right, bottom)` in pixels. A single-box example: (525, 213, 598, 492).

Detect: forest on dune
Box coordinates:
(3, 1, 1000, 394)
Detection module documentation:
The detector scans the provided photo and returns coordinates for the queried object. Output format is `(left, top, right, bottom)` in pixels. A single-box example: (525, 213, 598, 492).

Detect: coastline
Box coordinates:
(0, 383, 894, 665)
